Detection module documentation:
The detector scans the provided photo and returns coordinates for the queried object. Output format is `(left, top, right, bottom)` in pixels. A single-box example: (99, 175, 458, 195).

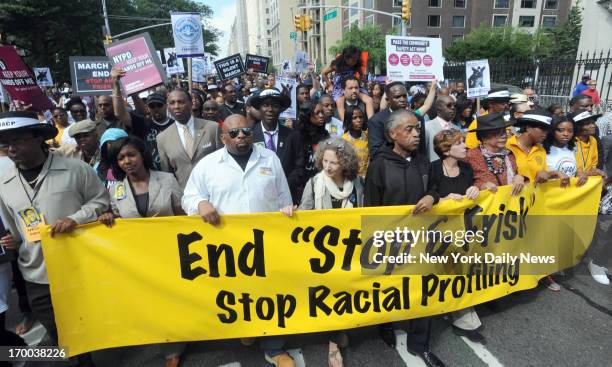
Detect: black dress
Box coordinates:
(429, 159, 474, 198)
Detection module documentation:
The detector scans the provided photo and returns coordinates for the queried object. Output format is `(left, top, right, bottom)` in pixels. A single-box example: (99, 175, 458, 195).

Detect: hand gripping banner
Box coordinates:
(42, 178, 601, 356)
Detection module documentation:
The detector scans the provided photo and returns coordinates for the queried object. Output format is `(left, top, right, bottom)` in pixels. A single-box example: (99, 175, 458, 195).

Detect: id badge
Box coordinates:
(17, 207, 45, 243)
(115, 183, 127, 200)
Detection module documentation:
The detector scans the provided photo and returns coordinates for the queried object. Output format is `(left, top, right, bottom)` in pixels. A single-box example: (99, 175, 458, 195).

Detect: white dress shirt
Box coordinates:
(182, 145, 292, 215)
(175, 116, 195, 151)
(261, 121, 279, 150)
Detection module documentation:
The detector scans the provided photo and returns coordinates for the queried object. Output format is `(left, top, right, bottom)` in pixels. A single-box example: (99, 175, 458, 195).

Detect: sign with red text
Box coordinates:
(385, 36, 443, 82)
(69, 57, 113, 96)
(105, 33, 167, 95)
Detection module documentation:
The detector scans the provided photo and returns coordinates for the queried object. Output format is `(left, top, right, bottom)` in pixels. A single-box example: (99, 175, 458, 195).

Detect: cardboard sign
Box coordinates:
(0, 46, 53, 111)
(68, 57, 113, 96)
(385, 36, 443, 82)
(213, 53, 245, 81)
(275, 76, 297, 119)
(466, 59, 491, 98)
(245, 54, 270, 74)
(171, 12, 205, 58)
(33, 67, 53, 87)
(105, 33, 167, 95)
(163, 48, 185, 75)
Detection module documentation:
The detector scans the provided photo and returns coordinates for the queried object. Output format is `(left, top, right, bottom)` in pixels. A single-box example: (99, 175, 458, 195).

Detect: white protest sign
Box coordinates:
(33, 67, 53, 87)
(385, 35, 443, 82)
(466, 59, 491, 98)
(295, 51, 309, 73)
(275, 76, 297, 119)
(281, 59, 292, 75)
(164, 48, 185, 75)
(171, 12, 205, 57)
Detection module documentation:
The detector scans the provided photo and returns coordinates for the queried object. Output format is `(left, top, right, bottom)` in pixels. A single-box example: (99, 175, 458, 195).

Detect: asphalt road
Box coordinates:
(6, 262, 611, 367)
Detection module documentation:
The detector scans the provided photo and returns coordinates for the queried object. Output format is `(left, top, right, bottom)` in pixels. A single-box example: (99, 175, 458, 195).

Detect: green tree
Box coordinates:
(0, 0, 220, 83)
(329, 24, 385, 73)
(444, 24, 553, 62)
(548, 2, 582, 58)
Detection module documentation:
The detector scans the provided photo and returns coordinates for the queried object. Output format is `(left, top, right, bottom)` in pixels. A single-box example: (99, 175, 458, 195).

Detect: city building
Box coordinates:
(227, 0, 249, 57)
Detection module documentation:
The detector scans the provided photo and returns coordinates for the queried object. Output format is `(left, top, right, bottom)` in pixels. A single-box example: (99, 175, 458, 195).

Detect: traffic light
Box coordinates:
(294, 15, 304, 31)
(303, 15, 312, 30)
(402, 0, 411, 21)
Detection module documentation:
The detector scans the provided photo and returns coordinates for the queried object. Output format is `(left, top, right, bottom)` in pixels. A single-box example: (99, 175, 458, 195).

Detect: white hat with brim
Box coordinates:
(0, 111, 58, 140)
(251, 87, 292, 111)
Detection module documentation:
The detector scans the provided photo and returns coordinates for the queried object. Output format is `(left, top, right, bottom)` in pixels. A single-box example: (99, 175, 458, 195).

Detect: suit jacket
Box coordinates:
(109, 170, 182, 218)
(252, 122, 306, 204)
(156, 118, 222, 189)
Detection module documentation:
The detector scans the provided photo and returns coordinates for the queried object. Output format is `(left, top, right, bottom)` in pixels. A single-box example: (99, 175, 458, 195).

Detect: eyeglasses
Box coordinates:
(226, 127, 253, 138)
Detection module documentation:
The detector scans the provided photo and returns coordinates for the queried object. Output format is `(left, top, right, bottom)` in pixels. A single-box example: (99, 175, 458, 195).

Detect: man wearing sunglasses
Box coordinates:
(182, 114, 295, 367)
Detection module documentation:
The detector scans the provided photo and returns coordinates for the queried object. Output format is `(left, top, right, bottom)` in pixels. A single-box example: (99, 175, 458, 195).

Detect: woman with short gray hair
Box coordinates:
(298, 138, 364, 367)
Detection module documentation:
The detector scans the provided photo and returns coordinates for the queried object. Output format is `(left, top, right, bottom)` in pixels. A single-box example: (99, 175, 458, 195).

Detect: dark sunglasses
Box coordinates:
(227, 127, 252, 138)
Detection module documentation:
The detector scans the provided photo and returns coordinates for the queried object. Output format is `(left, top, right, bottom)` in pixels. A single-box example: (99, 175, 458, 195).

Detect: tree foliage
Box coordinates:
(548, 2, 582, 58)
(444, 25, 553, 62)
(330, 25, 386, 72)
(0, 0, 220, 83)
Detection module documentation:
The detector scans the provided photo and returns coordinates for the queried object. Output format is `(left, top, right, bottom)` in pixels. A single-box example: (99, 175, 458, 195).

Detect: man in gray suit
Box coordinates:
(156, 89, 222, 188)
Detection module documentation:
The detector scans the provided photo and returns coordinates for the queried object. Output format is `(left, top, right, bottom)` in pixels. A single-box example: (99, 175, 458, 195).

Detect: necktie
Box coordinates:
(183, 125, 194, 158)
(265, 132, 276, 152)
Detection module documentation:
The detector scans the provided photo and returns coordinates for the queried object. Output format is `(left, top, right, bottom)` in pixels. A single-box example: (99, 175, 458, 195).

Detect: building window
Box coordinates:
(492, 15, 507, 27)
(428, 15, 441, 27)
(521, 0, 536, 8)
(266, 19, 270, 25)
(542, 16, 556, 28)
(519, 16, 535, 27)
(393, 0, 402, 6)
(452, 34, 465, 42)
(429, 0, 441, 7)
(365, 14, 375, 25)
(427, 34, 440, 38)
(494, 0, 509, 8)
(268, 39, 271, 46)
(266, 8, 269, 14)
(452, 15, 465, 27)
(350, 2, 358, 16)
(364, 0, 374, 8)
(454, 0, 466, 8)
(545, 0, 558, 9)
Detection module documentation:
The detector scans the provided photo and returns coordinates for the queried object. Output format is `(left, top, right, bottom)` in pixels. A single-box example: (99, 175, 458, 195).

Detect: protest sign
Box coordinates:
(171, 12, 205, 58)
(294, 51, 309, 73)
(68, 57, 113, 96)
(281, 59, 292, 75)
(466, 59, 491, 98)
(33, 67, 53, 87)
(105, 33, 167, 96)
(213, 53, 245, 81)
(245, 54, 270, 74)
(385, 35, 443, 82)
(275, 76, 297, 119)
(0, 46, 53, 110)
(43, 178, 601, 356)
(191, 55, 213, 82)
(163, 48, 185, 75)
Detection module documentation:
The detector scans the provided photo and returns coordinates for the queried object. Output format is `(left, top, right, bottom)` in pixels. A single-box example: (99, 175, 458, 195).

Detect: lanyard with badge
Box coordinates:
(16, 155, 54, 243)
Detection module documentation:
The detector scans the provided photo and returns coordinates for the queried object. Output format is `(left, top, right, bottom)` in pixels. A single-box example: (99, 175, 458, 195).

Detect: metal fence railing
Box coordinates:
(444, 50, 612, 104)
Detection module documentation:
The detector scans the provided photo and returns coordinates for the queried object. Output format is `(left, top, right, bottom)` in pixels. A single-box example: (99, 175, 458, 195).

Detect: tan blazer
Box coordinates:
(109, 170, 182, 218)
(156, 118, 222, 188)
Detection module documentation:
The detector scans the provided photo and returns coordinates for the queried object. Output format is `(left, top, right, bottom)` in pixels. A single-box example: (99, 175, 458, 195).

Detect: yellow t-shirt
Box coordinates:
(342, 131, 369, 177)
(506, 134, 547, 182)
(575, 136, 598, 173)
(465, 111, 489, 149)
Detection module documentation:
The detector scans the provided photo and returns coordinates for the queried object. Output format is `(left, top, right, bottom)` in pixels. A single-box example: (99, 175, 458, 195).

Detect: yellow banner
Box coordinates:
(42, 178, 602, 356)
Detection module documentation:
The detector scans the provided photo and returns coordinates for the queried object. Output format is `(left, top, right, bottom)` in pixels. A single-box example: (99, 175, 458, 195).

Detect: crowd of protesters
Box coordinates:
(0, 44, 611, 367)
